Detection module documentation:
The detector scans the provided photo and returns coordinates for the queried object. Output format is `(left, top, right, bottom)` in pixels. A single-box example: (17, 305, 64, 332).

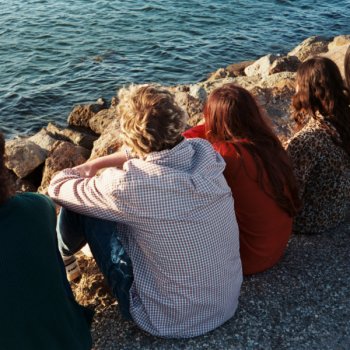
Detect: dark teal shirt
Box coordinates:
(0, 193, 92, 350)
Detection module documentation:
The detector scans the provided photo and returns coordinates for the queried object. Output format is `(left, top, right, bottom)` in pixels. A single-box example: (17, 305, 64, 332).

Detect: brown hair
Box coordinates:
(292, 56, 350, 156)
(345, 45, 350, 91)
(118, 85, 187, 158)
(0, 132, 12, 205)
(204, 83, 300, 217)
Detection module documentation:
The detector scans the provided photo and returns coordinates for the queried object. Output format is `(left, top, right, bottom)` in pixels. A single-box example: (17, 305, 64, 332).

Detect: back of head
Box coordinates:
(345, 45, 350, 90)
(204, 83, 300, 217)
(117, 85, 187, 158)
(293, 56, 349, 123)
(0, 132, 12, 205)
(293, 56, 350, 155)
(204, 84, 272, 143)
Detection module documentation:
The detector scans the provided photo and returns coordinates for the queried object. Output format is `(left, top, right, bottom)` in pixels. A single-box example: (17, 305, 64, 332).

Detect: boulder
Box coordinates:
(170, 86, 205, 127)
(88, 107, 119, 135)
(322, 36, 350, 78)
(46, 123, 98, 149)
(38, 141, 90, 194)
(328, 35, 350, 50)
(68, 98, 108, 129)
(207, 67, 237, 81)
(288, 36, 330, 61)
(226, 61, 254, 76)
(28, 128, 58, 152)
(5, 138, 47, 178)
(89, 121, 123, 160)
(259, 71, 296, 90)
(269, 55, 300, 74)
(4, 167, 37, 193)
(244, 54, 279, 77)
(251, 85, 296, 141)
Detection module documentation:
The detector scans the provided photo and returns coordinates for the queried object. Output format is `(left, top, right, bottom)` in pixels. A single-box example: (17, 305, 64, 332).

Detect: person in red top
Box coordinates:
(183, 83, 300, 275)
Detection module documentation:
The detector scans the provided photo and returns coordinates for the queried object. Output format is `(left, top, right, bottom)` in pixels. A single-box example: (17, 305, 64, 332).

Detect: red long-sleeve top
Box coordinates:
(183, 125, 292, 275)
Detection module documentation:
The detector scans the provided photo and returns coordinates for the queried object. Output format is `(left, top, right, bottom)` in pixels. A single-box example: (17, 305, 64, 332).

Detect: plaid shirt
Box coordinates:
(49, 138, 242, 338)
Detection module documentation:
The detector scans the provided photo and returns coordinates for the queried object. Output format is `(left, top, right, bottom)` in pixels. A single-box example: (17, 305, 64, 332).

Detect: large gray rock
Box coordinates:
(38, 141, 90, 194)
(5, 138, 47, 178)
(288, 36, 330, 61)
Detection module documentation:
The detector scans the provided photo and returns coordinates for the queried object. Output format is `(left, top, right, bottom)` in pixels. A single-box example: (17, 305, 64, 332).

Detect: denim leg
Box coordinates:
(57, 208, 134, 319)
(57, 208, 88, 256)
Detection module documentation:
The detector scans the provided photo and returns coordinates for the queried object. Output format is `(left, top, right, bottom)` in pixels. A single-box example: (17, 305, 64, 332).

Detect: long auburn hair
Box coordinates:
(0, 132, 12, 205)
(292, 56, 350, 156)
(345, 45, 350, 91)
(204, 83, 300, 217)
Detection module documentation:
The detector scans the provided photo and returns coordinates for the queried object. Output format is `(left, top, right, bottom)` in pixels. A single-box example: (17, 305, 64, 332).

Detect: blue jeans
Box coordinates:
(57, 208, 134, 320)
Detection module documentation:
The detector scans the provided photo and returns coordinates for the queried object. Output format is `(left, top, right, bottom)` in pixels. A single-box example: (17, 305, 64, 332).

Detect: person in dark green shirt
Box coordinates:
(0, 132, 93, 350)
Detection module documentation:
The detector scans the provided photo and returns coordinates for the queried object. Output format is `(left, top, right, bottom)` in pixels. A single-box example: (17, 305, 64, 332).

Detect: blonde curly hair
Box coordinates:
(117, 84, 187, 158)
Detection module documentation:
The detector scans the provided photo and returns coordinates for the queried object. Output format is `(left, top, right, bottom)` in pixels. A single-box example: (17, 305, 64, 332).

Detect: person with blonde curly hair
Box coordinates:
(48, 85, 242, 338)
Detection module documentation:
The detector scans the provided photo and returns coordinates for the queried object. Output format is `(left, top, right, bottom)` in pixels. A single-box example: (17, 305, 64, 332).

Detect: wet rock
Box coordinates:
(68, 99, 108, 129)
(5, 138, 47, 178)
(38, 141, 90, 194)
(245, 54, 279, 77)
(46, 123, 98, 149)
(288, 36, 330, 61)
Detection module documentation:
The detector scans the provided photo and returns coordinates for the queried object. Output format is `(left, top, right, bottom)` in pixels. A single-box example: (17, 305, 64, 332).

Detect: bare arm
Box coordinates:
(73, 151, 128, 177)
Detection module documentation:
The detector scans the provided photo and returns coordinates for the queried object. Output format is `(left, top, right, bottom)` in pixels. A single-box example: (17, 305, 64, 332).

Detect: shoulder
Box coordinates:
(12, 192, 56, 215)
(286, 122, 329, 153)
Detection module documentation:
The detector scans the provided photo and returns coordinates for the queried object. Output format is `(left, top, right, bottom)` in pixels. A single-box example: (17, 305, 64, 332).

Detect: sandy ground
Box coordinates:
(71, 216, 350, 350)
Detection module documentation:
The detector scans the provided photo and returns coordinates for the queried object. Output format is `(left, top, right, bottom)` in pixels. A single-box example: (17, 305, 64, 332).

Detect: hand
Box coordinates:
(73, 162, 98, 178)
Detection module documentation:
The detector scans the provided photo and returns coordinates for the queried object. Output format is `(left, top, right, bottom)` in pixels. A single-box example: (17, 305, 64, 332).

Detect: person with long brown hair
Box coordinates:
(184, 83, 300, 275)
(0, 132, 93, 349)
(287, 56, 350, 234)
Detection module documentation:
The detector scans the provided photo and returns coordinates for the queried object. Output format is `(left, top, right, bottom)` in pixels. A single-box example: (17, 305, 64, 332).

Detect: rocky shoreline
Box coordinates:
(4, 35, 350, 195)
(3, 35, 350, 349)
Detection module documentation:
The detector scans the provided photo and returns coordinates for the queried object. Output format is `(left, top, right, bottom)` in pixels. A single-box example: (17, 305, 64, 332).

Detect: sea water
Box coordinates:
(0, 0, 349, 137)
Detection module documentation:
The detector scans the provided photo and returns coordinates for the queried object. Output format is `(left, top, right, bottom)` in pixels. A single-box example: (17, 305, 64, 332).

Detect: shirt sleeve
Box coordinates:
(48, 167, 128, 222)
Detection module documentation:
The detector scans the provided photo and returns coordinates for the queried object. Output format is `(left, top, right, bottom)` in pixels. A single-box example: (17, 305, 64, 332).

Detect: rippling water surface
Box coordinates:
(1, 0, 349, 137)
